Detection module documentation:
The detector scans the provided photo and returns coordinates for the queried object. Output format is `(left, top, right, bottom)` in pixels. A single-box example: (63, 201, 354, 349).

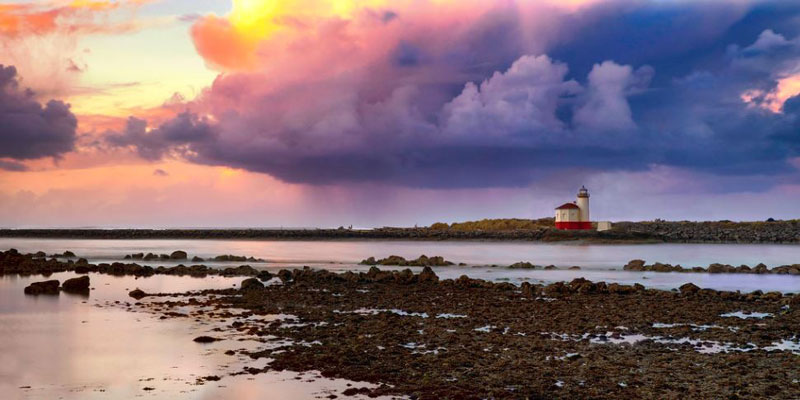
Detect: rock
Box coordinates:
(753, 263, 769, 274)
(278, 269, 293, 282)
(359, 257, 377, 265)
(624, 259, 646, 271)
(129, 288, 147, 300)
(679, 282, 700, 295)
(33, 251, 46, 258)
(544, 265, 558, 270)
(193, 336, 220, 343)
(509, 262, 536, 269)
(62, 276, 90, 294)
(24, 280, 60, 295)
(240, 278, 264, 291)
(761, 291, 782, 301)
(257, 271, 273, 281)
(568, 266, 581, 270)
(221, 265, 259, 276)
(192, 256, 205, 262)
(170, 250, 188, 260)
(63, 251, 76, 258)
(418, 266, 439, 283)
(74, 265, 90, 274)
(608, 283, 635, 294)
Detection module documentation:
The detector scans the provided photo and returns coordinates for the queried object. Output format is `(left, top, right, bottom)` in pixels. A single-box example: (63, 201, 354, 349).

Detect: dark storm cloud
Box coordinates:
(107, 1, 800, 190)
(0, 65, 77, 161)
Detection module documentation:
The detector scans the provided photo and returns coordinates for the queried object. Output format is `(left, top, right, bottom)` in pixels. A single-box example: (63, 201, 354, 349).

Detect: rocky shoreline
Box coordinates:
(126, 266, 799, 399)
(1, 219, 798, 243)
(2, 248, 799, 398)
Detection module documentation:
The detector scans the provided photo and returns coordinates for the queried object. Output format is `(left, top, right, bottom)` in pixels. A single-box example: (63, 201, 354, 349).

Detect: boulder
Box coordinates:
(193, 336, 220, 343)
(624, 259, 646, 271)
(62, 276, 90, 294)
(24, 280, 60, 295)
(240, 278, 264, 291)
(129, 288, 147, 300)
(359, 257, 377, 265)
(508, 262, 536, 269)
(192, 256, 205, 262)
(679, 282, 700, 295)
(257, 271, 273, 281)
(418, 266, 439, 283)
(170, 250, 188, 260)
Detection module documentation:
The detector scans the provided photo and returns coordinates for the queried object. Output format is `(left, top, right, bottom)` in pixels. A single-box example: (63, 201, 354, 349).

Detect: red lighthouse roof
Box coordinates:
(555, 202, 580, 210)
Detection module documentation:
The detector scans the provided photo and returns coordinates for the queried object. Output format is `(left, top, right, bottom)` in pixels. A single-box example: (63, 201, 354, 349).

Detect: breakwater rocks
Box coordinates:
(613, 220, 800, 243)
(624, 259, 800, 275)
(0, 249, 271, 280)
(2, 220, 799, 243)
(133, 266, 800, 399)
(359, 255, 456, 267)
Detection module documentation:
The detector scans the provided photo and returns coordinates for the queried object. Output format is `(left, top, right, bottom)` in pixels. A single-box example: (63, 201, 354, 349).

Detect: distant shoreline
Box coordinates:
(1, 220, 799, 244)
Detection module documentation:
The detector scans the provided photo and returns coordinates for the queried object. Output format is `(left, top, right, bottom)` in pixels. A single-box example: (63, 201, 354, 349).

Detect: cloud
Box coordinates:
(573, 61, 653, 132)
(441, 55, 581, 139)
(0, 65, 77, 160)
(105, 0, 800, 192)
(0, 1, 153, 37)
(0, 159, 28, 171)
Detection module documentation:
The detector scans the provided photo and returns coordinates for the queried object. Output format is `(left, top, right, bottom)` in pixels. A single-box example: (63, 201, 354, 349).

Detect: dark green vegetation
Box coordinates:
(2, 219, 799, 243)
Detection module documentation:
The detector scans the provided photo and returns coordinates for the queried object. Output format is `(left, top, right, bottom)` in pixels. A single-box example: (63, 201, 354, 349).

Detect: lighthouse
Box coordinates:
(554, 186, 592, 230)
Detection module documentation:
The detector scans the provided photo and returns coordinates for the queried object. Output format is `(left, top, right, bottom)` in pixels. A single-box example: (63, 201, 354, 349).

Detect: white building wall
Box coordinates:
(576, 197, 590, 222)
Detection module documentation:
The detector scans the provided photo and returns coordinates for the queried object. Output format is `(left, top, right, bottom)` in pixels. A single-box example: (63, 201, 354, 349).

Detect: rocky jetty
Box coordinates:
(624, 259, 800, 275)
(132, 266, 800, 400)
(359, 255, 454, 266)
(3, 220, 799, 243)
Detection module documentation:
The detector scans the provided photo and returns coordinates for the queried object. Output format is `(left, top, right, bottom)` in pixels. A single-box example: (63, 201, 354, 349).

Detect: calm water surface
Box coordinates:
(2, 238, 799, 293)
(0, 272, 383, 400)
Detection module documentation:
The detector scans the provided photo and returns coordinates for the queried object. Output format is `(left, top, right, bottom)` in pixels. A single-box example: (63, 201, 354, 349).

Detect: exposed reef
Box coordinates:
(129, 266, 800, 399)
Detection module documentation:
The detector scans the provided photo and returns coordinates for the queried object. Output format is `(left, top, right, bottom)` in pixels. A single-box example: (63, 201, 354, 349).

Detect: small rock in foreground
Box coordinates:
(193, 336, 220, 343)
(24, 280, 60, 295)
(62, 276, 90, 294)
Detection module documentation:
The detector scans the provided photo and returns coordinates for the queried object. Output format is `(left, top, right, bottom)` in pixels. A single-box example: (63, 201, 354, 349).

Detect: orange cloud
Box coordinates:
(190, 15, 258, 71)
(0, 0, 152, 37)
(741, 74, 800, 113)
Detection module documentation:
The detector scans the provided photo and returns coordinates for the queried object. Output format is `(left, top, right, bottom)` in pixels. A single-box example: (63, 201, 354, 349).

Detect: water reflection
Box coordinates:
(0, 273, 386, 400)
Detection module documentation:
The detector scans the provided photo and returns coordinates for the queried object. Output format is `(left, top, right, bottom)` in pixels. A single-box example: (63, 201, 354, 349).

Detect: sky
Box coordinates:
(1, 0, 799, 228)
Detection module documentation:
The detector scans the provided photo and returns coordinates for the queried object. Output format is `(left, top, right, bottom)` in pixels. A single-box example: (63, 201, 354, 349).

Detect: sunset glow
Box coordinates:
(2, 0, 800, 227)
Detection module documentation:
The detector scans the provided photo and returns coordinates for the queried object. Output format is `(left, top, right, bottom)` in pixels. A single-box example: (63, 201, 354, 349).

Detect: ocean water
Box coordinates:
(0, 272, 385, 400)
(1, 238, 799, 293)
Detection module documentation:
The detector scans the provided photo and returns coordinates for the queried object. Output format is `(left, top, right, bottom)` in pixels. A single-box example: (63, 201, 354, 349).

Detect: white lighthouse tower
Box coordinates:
(576, 185, 590, 223)
(554, 186, 592, 230)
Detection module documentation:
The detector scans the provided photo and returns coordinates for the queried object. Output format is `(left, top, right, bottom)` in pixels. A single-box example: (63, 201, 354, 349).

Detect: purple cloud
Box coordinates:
(0, 65, 77, 160)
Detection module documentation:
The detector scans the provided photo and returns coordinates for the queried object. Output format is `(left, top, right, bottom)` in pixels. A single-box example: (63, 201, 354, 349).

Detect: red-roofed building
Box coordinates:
(555, 186, 592, 230)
